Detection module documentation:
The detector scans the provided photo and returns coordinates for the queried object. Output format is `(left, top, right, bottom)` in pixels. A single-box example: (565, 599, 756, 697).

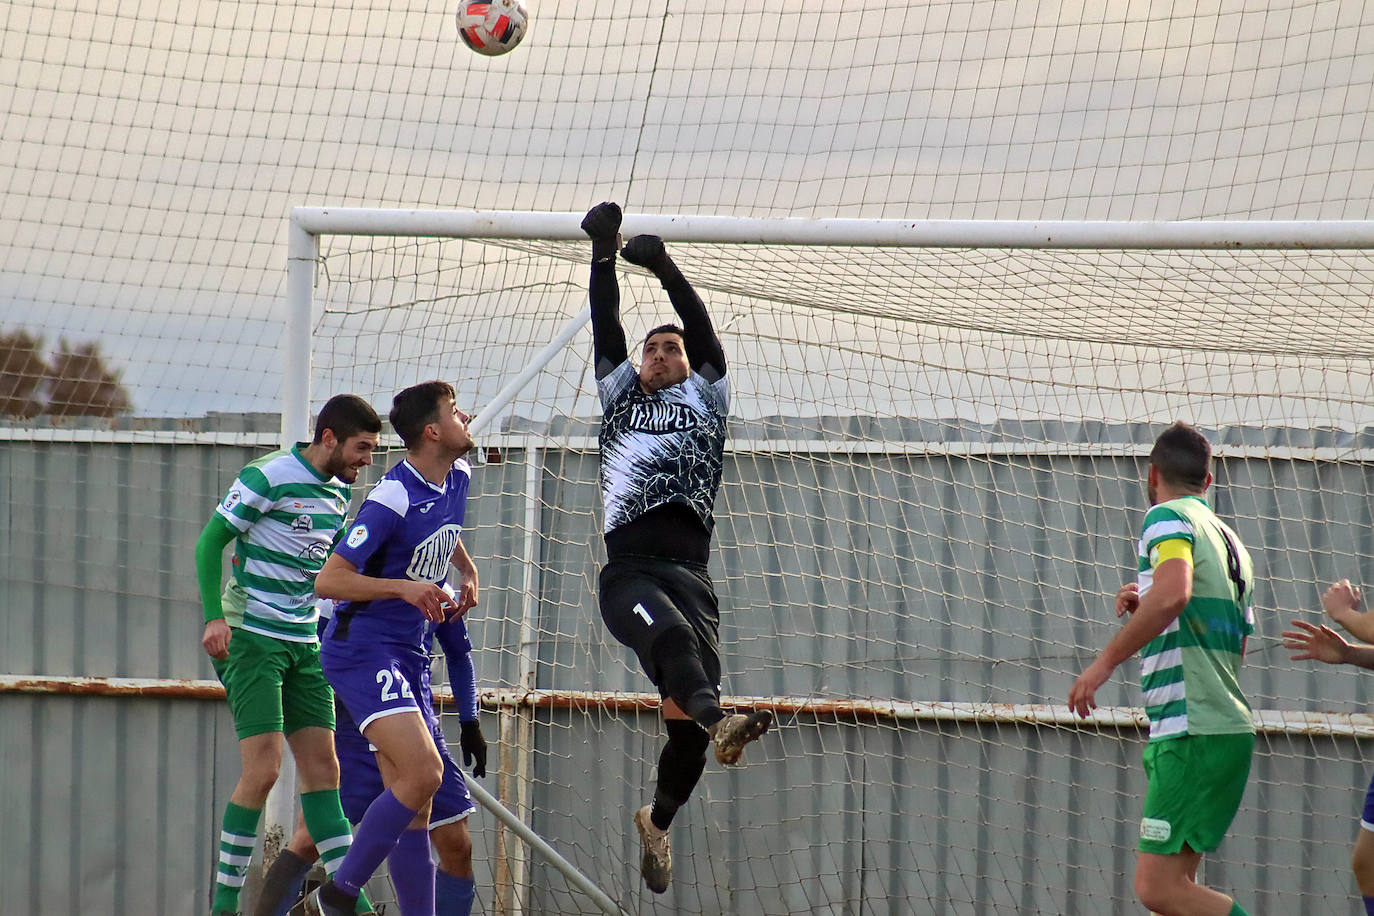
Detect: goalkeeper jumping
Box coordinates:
(581, 202, 773, 895)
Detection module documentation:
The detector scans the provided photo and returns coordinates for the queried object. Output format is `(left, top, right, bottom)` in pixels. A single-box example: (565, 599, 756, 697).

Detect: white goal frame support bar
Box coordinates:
(284, 208, 1374, 442)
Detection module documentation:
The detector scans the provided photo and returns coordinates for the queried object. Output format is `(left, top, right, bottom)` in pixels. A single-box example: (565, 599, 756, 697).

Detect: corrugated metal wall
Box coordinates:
(3, 437, 1373, 914)
(1, 440, 259, 915)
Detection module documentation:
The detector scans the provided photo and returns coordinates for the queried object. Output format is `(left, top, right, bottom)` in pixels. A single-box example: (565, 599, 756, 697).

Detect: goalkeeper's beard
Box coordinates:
(640, 365, 687, 393)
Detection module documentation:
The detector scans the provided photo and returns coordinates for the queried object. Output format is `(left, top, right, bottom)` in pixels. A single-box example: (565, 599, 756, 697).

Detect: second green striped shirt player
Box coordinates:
(1069, 421, 1256, 916)
(195, 394, 381, 916)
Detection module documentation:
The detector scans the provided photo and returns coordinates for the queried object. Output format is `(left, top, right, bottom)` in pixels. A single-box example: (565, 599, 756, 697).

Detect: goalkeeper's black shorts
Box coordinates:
(598, 555, 722, 697)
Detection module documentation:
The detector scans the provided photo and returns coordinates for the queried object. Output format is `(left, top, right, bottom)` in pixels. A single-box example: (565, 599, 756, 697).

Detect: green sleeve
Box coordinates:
(195, 515, 239, 623)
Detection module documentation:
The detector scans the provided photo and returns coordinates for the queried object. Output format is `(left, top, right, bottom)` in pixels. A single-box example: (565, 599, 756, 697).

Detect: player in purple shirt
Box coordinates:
(253, 609, 485, 916)
(305, 381, 480, 916)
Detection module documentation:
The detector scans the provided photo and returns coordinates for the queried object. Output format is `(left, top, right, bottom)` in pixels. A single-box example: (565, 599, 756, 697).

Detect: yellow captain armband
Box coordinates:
(1150, 538, 1194, 569)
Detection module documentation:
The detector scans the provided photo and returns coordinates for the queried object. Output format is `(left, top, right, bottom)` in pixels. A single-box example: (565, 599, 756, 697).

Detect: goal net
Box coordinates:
(302, 210, 1374, 915)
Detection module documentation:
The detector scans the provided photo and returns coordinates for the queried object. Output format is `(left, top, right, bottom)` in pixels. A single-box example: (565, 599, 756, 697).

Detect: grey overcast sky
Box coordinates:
(2, 0, 1372, 424)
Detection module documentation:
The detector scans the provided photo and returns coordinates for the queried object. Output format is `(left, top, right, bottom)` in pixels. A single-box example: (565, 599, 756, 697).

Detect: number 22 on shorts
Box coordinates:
(376, 666, 414, 702)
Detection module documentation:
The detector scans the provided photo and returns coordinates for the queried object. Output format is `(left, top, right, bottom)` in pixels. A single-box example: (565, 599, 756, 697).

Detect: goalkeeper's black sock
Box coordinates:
(651, 719, 709, 830)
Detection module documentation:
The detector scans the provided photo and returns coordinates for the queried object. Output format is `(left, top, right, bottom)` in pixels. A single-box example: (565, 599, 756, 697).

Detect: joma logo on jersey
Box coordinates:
(407, 524, 462, 583)
(628, 401, 698, 434)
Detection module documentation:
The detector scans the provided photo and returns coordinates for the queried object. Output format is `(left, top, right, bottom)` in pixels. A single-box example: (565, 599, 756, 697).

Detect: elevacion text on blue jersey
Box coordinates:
(327, 457, 472, 649)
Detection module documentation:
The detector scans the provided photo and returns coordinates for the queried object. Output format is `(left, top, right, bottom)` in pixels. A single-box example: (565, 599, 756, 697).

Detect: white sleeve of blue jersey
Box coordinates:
(366, 478, 411, 517)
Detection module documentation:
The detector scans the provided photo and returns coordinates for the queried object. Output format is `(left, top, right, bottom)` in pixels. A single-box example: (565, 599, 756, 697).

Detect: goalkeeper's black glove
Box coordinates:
(620, 234, 674, 277)
(581, 202, 622, 262)
(460, 719, 487, 778)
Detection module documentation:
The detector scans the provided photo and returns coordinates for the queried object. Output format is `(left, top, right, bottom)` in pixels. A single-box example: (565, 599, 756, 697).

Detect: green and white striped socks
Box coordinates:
(300, 789, 355, 883)
(211, 801, 260, 914)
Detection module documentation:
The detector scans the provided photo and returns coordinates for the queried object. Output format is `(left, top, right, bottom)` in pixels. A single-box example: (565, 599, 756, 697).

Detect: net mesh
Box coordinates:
(6, 0, 1374, 911)
(313, 231, 1374, 914)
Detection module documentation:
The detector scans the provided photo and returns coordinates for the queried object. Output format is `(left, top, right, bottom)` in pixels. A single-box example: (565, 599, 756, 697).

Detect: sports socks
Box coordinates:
(255, 848, 310, 916)
(297, 790, 378, 912)
(211, 801, 261, 914)
(300, 789, 355, 882)
(650, 719, 710, 831)
(332, 788, 420, 896)
(387, 828, 437, 915)
(435, 869, 477, 916)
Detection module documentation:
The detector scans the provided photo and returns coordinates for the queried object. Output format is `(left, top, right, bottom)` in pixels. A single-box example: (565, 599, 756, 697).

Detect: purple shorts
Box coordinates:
(334, 696, 475, 828)
(321, 632, 429, 734)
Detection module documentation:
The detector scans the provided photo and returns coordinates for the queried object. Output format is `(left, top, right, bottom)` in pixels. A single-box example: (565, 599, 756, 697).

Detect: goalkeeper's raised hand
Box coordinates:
(581, 202, 623, 263)
(581, 201, 622, 240)
(621, 234, 674, 276)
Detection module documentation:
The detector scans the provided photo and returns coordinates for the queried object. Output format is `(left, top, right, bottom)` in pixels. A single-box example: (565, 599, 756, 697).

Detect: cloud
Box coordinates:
(3, 0, 1372, 418)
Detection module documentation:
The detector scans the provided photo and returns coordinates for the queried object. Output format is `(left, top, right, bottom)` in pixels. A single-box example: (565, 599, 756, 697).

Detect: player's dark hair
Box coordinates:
(643, 324, 686, 350)
(390, 380, 456, 449)
(313, 394, 381, 445)
(1149, 421, 1211, 492)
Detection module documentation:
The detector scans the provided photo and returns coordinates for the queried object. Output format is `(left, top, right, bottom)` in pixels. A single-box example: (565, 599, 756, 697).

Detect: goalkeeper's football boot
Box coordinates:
(633, 805, 672, 894)
(709, 710, 774, 766)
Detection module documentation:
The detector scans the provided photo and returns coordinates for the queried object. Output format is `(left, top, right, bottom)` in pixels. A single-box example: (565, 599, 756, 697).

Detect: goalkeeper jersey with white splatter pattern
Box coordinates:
(597, 359, 728, 537)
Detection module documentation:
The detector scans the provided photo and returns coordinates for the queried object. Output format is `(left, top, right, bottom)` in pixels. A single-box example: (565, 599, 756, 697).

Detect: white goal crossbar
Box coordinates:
(284, 207, 1374, 444)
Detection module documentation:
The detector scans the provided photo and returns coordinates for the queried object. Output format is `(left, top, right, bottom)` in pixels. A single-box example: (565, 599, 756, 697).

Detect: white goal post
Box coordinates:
(283, 208, 1374, 915)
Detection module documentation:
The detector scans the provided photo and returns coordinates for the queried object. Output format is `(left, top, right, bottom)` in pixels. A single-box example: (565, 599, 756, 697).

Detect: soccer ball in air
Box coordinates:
(456, 0, 529, 56)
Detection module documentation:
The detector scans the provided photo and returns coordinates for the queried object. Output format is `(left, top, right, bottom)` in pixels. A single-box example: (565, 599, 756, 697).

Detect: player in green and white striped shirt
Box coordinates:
(196, 394, 381, 916)
(1069, 422, 1256, 916)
